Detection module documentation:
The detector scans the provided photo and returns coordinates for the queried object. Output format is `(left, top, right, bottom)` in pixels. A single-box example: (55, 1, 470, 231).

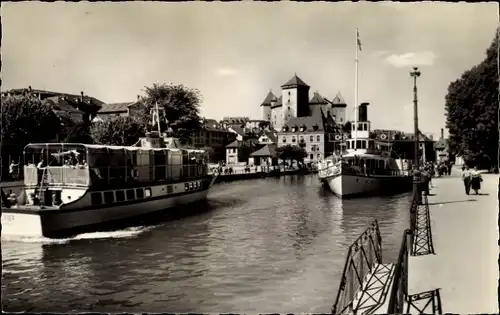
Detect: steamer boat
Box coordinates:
(1, 105, 217, 238)
(318, 29, 412, 197)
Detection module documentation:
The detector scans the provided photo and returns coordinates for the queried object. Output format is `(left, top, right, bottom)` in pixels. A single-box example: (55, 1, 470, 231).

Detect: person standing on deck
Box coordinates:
(470, 166, 483, 195)
(462, 165, 472, 195)
(9, 160, 19, 180)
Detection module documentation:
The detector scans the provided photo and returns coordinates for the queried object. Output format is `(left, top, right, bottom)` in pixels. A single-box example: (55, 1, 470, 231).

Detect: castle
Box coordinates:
(259, 74, 347, 131)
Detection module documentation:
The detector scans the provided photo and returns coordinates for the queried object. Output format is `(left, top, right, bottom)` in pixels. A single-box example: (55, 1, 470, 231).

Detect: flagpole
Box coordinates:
(354, 28, 359, 150)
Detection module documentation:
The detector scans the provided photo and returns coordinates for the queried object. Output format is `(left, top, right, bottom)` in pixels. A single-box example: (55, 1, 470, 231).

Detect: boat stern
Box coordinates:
(1, 208, 44, 238)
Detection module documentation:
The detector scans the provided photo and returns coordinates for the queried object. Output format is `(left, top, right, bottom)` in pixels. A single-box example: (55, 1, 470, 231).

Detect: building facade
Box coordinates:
(277, 110, 338, 163)
(259, 74, 347, 131)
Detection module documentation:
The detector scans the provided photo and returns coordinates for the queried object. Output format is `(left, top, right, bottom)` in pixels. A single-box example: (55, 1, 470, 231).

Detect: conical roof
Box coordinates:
(310, 92, 328, 104)
(331, 91, 347, 107)
(281, 73, 310, 89)
(261, 90, 276, 106)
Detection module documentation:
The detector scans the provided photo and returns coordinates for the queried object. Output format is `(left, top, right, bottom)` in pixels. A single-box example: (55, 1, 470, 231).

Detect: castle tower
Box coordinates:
(280, 74, 310, 124)
(309, 91, 329, 118)
(260, 90, 276, 122)
(330, 91, 347, 124)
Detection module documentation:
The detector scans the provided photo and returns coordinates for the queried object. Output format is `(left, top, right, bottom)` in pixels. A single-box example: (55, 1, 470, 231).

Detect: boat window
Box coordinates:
(126, 189, 135, 200)
(368, 140, 375, 149)
(356, 140, 362, 149)
(378, 160, 384, 169)
(358, 123, 363, 131)
(167, 185, 173, 194)
(361, 141, 367, 149)
(363, 123, 368, 131)
(136, 188, 144, 199)
(91, 193, 103, 205)
(116, 190, 126, 202)
(309, 154, 313, 159)
(104, 191, 114, 204)
(144, 188, 152, 198)
(316, 135, 320, 142)
(185, 183, 190, 191)
(310, 135, 314, 142)
(292, 136, 296, 143)
(352, 124, 355, 131)
(346, 141, 350, 149)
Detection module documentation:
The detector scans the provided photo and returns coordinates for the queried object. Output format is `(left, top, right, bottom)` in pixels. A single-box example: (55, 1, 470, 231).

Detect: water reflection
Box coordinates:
(3, 175, 412, 313)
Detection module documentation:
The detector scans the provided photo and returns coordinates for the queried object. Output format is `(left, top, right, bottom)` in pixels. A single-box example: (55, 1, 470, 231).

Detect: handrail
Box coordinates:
(331, 220, 383, 314)
(387, 229, 412, 313)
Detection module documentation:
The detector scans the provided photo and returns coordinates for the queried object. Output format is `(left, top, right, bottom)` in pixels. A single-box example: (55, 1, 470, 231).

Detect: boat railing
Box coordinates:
(24, 164, 208, 188)
(24, 166, 90, 187)
(387, 229, 412, 313)
(331, 220, 383, 314)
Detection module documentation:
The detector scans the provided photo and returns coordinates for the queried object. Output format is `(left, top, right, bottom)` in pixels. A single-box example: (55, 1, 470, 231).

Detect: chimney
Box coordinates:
(28, 86, 32, 92)
(441, 128, 444, 139)
(80, 91, 84, 102)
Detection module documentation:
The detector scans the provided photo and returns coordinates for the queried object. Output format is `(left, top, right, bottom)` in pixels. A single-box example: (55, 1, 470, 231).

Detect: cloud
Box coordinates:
(215, 67, 239, 77)
(371, 50, 391, 58)
(385, 51, 437, 68)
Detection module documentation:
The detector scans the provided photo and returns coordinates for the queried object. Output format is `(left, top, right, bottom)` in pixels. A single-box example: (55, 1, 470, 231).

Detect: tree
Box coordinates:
(90, 117, 145, 146)
(1, 94, 61, 152)
(445, 29, 498, 169)
(276, 144, 307, 166)
(138, 83, 203, 139)
(61, 120, 94, 144)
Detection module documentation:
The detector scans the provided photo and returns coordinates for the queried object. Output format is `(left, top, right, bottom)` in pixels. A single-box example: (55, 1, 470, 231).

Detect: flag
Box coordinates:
(357, 29, 362, 52)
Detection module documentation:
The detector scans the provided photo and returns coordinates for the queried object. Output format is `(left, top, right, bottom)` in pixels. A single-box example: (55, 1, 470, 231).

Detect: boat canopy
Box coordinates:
(24, 143, 206, 154)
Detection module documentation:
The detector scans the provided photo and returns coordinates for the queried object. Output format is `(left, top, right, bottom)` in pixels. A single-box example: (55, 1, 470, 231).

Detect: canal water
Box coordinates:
(2, 175, 411, 313)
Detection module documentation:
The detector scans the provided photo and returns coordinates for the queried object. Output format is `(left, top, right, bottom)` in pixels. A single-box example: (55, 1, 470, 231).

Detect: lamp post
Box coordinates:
(410, 67, 422, 205)
(410, 67, 421, 167)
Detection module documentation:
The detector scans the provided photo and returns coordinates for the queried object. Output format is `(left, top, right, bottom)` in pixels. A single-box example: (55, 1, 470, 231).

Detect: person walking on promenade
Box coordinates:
(470, 166, 483, 195)
(462, 165, 472, 195)
(420, 167, 430, 195)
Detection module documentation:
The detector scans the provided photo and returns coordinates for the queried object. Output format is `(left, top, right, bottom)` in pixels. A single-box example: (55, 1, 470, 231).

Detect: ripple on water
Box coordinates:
(2, 175, 412, 313)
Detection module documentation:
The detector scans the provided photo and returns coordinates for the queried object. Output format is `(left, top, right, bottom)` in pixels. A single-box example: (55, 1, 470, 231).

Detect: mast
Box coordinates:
(155, 101, 162, 135)
(354, 28, 360, 150)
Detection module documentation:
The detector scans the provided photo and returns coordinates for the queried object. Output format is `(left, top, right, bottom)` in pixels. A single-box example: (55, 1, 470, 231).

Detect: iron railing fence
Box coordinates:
(387, 229, 412, 313)
(331, 220, 383, 314)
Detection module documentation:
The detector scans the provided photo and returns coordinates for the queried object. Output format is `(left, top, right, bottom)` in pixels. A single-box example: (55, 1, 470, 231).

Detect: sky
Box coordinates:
(2, 2, 498, 138)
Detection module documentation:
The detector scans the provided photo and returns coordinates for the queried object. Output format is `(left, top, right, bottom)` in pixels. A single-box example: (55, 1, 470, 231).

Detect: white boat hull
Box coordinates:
(322, 174, 412, 197)
(1, 177, 216, 238)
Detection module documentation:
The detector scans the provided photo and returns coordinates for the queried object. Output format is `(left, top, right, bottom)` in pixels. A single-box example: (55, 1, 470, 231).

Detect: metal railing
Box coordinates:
(331, 220, 383, 314)
(387, 229, 412, 313)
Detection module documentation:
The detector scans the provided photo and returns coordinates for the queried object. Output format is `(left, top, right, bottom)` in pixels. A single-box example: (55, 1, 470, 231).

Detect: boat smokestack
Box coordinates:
(441, 128, 444, 139)
(358, 102, 369, 122)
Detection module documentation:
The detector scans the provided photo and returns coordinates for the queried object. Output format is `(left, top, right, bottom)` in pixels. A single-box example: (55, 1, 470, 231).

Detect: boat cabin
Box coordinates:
(23, 143, 208, 189)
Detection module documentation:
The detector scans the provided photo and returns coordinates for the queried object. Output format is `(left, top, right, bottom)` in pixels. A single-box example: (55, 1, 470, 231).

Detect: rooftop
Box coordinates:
(310, 92, 328, 105)
(281, 74, 310, 89)
(261, 90, 277, 106)
(98, 102, 135, 114)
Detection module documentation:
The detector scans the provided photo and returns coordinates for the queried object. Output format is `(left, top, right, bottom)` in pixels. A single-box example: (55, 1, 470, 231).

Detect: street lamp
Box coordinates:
(410, 67, 421, 167)
(410, 67, 422, 205)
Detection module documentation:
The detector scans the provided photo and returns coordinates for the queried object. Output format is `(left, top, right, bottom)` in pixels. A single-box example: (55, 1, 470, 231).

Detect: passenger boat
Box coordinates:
(1, 132, 217, 238)
(318, 110, 413, 197)
(318, 29, 411, 197)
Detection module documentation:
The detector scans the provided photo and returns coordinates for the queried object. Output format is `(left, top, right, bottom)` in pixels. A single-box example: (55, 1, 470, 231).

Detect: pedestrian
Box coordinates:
(447, 161, 452, 176)
(420, 167, 430, 196)
(462, 165, 472, 195)
(470, 166, 483, 195)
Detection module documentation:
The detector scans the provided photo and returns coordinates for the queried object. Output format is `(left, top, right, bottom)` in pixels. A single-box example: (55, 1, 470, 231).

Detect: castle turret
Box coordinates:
(260, 90, 275, 122)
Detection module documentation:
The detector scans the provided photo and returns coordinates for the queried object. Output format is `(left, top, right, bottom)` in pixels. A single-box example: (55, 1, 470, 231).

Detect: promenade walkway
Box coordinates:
(408, 171, 499, 313)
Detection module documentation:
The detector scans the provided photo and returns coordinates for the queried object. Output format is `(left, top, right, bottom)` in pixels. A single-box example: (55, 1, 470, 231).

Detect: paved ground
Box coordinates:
(408, 169, 499, 313)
